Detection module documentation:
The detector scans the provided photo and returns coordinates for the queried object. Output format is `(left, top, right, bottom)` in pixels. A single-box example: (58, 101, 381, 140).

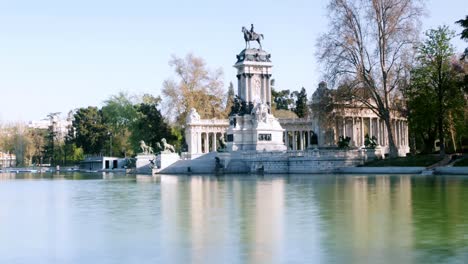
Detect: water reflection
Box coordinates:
(0, 173, 467, 263)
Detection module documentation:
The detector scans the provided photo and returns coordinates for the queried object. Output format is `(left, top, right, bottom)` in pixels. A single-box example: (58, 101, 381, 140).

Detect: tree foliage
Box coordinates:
(456, 15, 468, 59)
(317, 0, 423, 157)
(408, 26, 467, 154)
(292, 87, 308, 118)
(271, 88, 294, 111)
(131, 95, 176, 152)
(162, 53, 225, 126)
(72, 107, 109, 155)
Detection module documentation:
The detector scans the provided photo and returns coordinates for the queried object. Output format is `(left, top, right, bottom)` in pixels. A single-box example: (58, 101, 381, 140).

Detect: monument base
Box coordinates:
(226, 111, 286, 152)
(155, 153, 181, 172)
(136, 154, 156, 174)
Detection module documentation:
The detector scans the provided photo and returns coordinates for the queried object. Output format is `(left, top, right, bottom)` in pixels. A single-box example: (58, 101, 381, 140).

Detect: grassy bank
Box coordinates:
(362, 155, 443, 167)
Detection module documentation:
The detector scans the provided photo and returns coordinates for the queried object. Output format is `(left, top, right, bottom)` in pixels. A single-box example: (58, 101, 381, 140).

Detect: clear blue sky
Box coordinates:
(0, 0, 466, 122)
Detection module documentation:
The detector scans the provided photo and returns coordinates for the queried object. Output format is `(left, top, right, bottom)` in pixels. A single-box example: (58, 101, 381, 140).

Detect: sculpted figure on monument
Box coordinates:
(161, 138, 175, 153)
(242, 24, 264, 50)
(139, 140, 154, 155)
(252, 102, 269, 123)
(187, 108, 200, 123)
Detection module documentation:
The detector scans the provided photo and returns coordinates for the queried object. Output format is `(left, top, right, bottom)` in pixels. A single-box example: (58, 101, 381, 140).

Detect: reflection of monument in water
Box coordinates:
(158, 175, 285, 263)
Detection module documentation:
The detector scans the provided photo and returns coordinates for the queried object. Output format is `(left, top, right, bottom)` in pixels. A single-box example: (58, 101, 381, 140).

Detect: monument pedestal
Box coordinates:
(155, 153, 180, 172)
(136, 154, 156, 174)
(227, 113, 286, 152)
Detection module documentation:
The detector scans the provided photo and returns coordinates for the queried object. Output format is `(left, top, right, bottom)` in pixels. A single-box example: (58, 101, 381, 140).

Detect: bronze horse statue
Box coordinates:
(242, 26, 264, 50)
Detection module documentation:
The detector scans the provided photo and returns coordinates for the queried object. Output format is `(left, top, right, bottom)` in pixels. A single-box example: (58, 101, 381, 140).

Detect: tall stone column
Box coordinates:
(361, 117, 364, 146)
(236, 74, 242, 98)
(377, 119, 381, 145)
(197, 132, 202, 154)
(343, 118, 346, 138)
(351, 117, 355, 146)
(213, 133, 217, 151)
(293, 131, 297, 150)
(205, 132, 209, 153)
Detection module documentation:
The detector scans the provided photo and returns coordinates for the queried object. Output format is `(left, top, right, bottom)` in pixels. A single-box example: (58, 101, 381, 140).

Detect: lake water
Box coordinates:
(0, 172, 467, 264)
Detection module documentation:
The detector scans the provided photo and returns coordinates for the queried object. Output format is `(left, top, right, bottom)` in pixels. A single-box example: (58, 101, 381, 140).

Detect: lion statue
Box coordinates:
(139, 140, 154, 154)
(161, 138, 175, 153)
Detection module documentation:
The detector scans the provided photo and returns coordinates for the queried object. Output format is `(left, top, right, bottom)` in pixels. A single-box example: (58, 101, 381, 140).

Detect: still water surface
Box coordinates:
(0, 172, 467, 263)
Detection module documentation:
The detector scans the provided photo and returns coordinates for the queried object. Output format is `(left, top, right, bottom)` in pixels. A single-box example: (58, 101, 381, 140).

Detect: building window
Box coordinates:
(227, 134, 234, 142)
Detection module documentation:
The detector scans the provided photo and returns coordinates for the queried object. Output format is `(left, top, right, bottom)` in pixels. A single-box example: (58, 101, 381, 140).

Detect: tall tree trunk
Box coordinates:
(383, 114, 398, 158)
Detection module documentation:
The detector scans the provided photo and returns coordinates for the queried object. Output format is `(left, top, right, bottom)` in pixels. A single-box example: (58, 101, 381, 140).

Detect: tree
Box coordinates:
(225, 82, 235, 116)
(43, 112, 60, 164)
(131, 95, 176, 153)
(317, 0, 423, 157)
(72, 107, 109, 155)
(408, 26, 466, 155)
(456, 15, 468, 59)
(292, 87, 308, 118)
(162, 53, 225, 126)
(271, 88, 294, 110)
(101, 92, 139, 157)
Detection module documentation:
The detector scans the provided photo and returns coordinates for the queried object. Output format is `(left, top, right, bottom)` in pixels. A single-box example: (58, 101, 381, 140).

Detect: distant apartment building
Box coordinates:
(28, 114, 72, 141)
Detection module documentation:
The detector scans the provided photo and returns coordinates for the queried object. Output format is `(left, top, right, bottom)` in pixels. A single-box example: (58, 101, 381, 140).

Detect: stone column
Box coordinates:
(361, 117, 364, 146)
(205, 132, 209, 153)
(248, 73, 253, 103)
(293, 131, 297, 150)
(285, 131, 289, 150)
(266, 74, 272, 106)
(197, 131, 203, 153)
(351, 117, 355, 146)
(342, 118, 346, 138)
(236, 74, 242, 98)
(377, 119, 380, 145)
(213, 133, 217, 151)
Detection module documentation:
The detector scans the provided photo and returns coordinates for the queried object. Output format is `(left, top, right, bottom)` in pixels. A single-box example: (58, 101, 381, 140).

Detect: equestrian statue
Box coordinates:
(242, 24, 264, 50)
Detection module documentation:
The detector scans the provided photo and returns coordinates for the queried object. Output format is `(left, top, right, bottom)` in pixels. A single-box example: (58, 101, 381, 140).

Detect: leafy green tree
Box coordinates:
(131, 95, 176, 153)
(162, 53, 225, 126)
(408, 26, 466, 154)
(292, 87, 308, 118)
(72, 107, 109, 155)
(43, 112, 60, 164)
(271, 89, 294, 110)
(456, 15, 468, 59)
(101, 92, 139, 157)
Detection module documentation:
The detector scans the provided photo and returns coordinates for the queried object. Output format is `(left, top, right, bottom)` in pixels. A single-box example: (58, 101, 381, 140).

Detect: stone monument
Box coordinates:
(136, 140, 156, 174)
(225, 25, 286, 152)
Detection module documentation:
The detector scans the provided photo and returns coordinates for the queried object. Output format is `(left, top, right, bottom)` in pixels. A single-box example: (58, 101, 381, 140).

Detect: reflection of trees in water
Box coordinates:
(308, 175, 414, 263)
(411, 176, 468, 262)
(159, 175, 286, 264)
(157, 175, 468, 263)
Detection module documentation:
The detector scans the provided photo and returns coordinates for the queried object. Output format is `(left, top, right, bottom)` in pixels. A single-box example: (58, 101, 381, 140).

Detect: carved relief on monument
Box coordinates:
(251, 75, 261, 101)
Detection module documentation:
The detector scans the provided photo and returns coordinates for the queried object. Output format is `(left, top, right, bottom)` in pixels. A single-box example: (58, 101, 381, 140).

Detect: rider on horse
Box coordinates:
(250, 24, 256, 40)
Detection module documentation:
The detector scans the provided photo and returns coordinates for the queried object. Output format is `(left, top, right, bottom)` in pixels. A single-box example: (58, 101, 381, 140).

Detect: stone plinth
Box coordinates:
(227, 112, 286, 152)
(156, 153, 180, 171)
(136, 154, 156, 174)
